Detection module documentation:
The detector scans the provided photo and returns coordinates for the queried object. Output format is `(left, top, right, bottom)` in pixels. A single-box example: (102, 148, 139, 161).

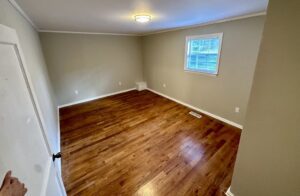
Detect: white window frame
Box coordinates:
(184, 33, 223, 76)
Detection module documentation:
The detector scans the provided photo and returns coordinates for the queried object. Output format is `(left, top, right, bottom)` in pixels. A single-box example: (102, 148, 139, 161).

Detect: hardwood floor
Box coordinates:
(60, 90, 241, 196)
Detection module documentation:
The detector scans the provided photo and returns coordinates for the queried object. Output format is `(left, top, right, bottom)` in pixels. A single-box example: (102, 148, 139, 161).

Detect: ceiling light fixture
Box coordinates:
(135, 15, 151, 23)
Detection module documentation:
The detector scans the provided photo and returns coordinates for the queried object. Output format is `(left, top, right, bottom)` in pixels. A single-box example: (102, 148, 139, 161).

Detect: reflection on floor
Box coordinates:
(60, 90, 241, 196)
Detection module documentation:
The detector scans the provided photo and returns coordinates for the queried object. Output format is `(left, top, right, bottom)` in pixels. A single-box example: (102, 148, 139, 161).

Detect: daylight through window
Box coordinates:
(185, 33, 223, 75)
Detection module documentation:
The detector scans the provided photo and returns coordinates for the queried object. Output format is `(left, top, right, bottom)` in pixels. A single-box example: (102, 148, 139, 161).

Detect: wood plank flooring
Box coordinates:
(60, 90, 241, 196)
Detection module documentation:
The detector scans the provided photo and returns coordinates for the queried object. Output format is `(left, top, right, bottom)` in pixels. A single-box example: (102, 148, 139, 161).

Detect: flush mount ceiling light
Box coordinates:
(134, 15, 151, 23)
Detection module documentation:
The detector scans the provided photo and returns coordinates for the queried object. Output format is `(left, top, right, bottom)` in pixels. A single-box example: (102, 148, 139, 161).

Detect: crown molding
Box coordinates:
(39, 11, 266, 36)
(38, 30, 140, 36)
(6, 0, 266, 37)
(8, 0, 39, 31)
(142, 11, 266, 36)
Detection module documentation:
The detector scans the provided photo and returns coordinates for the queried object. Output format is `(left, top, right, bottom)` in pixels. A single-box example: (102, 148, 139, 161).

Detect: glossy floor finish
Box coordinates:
(60, 90, 241, 196)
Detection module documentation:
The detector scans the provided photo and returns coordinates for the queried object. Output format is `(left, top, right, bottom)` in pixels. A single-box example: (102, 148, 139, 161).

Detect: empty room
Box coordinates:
(0, 0, 299, 195)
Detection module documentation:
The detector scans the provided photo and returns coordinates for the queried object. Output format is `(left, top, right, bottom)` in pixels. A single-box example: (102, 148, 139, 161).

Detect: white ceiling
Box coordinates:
(13, 0, 268, 35)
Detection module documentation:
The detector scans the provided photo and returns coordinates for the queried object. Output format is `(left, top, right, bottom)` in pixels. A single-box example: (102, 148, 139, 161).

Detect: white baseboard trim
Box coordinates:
(225, 187, 235, 196)
(58, 88, 136, 108)
(146, 88, 243, 129)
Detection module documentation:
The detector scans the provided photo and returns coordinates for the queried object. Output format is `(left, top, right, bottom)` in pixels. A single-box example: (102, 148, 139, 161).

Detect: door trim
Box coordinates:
(40, 159, 52, 196)
(40, 160, 67, 196)
(0, 24, 66, 195)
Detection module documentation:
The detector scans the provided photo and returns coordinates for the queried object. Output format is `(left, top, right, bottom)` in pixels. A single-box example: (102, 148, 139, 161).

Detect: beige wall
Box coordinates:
(231, 0, 300, 195)
(0, 0, 59, 153)
(38, 16, 265, 127)
(40, 33, 143, 106)
(142, 16, 265, 125)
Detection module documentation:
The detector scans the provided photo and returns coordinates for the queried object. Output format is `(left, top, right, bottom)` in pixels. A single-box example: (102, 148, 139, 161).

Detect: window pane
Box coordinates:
(186, 35, 222, 75)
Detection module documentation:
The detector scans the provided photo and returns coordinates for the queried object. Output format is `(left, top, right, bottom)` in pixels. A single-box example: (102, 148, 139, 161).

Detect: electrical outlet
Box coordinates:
(235, 107, 240, 113)
(118, 81, 122, 86)
(163, 83, 167, 88)
(75, 90, 79, 95)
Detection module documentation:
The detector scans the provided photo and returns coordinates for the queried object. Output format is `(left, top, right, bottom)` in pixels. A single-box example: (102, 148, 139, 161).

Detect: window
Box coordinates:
(184, 33, 223, 75)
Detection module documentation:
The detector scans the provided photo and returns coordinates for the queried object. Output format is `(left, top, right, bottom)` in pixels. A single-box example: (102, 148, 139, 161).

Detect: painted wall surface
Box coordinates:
(231, 0, 300, 195)
(142, 16, 265, 125)
(40, 33, 143, 106)
(0, 0, 59, 154)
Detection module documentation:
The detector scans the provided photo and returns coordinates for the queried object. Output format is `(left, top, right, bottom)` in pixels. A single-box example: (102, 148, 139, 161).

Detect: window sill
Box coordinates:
(184, 69, 219, 77)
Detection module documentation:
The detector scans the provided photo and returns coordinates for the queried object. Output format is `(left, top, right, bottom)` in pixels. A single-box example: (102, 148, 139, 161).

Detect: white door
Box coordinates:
(0, 25, 66, 196)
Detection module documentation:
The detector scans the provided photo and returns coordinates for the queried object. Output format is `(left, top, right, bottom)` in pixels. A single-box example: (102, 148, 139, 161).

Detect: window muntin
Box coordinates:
(185, 33, 223, 75)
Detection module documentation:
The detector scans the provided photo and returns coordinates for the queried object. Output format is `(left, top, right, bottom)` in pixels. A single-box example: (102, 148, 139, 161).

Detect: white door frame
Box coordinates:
(0, 24, 66, 196)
